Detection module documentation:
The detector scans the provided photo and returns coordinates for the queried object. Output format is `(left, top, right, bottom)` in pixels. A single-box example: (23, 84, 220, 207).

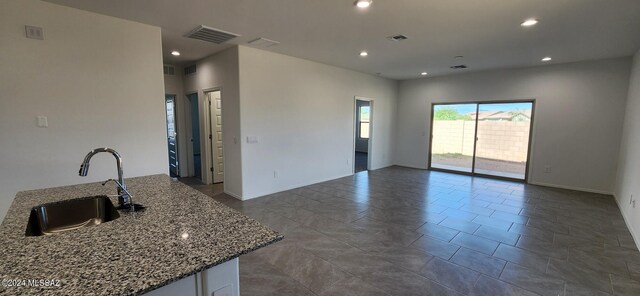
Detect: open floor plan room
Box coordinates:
(2, 0, 640, 295)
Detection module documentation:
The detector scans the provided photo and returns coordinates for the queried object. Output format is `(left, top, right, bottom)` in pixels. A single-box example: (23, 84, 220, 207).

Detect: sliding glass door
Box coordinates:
(430, 104, 477, 173)
(429, 101, 534, 181)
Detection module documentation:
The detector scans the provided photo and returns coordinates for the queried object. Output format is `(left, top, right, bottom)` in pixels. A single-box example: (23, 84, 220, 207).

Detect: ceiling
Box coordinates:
(45, 0, 640, 80)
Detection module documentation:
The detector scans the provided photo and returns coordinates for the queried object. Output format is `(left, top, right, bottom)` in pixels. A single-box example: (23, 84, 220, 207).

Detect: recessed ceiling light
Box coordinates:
(355, 0, 372, 8)
(171, 50, 180, 56)
(541, 56, 552, 62)
(421, 72, 428, 76)
(521, 19, 538, 27)
(359, 51, 369, 57)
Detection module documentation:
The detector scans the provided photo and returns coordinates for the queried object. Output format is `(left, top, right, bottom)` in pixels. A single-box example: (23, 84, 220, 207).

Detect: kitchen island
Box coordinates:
(0, 174, 282, 295)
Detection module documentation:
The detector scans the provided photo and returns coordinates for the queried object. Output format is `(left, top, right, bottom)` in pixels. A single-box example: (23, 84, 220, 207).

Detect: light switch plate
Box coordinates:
(246, 136, 258, 144)
(37, 116, 48, 128)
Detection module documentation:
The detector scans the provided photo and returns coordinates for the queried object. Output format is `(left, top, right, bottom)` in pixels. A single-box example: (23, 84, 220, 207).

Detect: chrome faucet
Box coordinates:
(79, 148, 131, 208)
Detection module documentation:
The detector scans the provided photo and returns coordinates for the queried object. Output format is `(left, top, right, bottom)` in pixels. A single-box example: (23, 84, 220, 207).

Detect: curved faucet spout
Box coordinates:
(79, 148, 130, 207)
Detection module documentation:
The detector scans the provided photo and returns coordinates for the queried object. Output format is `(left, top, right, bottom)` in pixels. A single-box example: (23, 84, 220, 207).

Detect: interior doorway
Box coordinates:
(354, 98, 372, 173)
(165, 95, 179, 177)
(429, 100, 535, 180)
(206, 90, 224, 184)
(187, 93, 202, 181)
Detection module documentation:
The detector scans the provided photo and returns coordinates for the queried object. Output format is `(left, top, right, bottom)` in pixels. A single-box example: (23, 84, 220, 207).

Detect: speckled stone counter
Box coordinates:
(0, 174, 283, 296)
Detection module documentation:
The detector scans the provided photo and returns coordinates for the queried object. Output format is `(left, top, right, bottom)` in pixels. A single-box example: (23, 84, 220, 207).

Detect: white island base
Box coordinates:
(144, 258, 239, 296)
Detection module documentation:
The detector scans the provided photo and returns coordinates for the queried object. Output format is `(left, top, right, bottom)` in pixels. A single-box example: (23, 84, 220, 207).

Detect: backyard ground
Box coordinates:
(432, 153, 526, 178)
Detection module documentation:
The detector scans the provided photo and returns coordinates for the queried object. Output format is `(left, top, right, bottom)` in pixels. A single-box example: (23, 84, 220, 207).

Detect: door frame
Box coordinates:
(353, 96, 374, 174)
(427, 99, 536, 182)
(203, 87, 224, 185)
(185, 91, 200, 179)
(165, 94, 179, 176)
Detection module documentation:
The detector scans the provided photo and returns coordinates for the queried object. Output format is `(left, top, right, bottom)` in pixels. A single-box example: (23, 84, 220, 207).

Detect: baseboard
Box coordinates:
(527, 181, 613, 195)
(393, 163, 428, 170)
(613, 193, 640, 250)
(224, 190, 242, 201)
(241, 172, 355, 201)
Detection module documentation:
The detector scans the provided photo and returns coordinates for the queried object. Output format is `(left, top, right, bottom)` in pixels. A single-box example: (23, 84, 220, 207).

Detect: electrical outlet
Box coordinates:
(25, 25, 44, 40)
(544, 165, 551, 173)
(347, 158, 351, 165)
(273, 171, 278, 179)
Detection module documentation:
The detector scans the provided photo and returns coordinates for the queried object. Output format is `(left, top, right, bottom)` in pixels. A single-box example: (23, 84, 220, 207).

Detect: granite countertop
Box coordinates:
(0, 174, 283, 296)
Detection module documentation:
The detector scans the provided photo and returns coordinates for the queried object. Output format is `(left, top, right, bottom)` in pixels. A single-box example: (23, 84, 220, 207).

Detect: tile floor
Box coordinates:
(184, 166, 640, 296)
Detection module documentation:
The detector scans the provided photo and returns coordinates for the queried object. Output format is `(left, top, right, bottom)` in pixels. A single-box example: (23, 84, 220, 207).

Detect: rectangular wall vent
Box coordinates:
(185, 25, 239, 44)
(247, 37, 280, 48)
(163, 65, 175, 75)
(184, 64, 197, 75)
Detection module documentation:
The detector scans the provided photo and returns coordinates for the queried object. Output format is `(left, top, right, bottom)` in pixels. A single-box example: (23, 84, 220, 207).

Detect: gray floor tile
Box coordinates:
(493, 244, 549, 273)
(500, 262, 565, 296)
(565, 283, 611, 296)
(491, 210, 529, 224)
(472, 215, 513, 231)
(475, 225, 520, 245)
(450, 232, 500, 255)
(419, 257, 480, 294)
(439, 217, 482, 234)
(257, 243, 348, 294)
(469, 275, 538, 296)
(488, 203, 522, 214)
(319, 276, 390, 296)
(416, 222, 460, 242)
(611, 274, 640, 296)
(516, 235, 568, 259)
(567, 249, 629, 276)
(459, 204, 495, 216)
(509, 223, 555, 242)
(364, 244, 434, 272)
(450, 247, 506, 278)
(410, 235, 461, 260)
(546, 258, 612, 294)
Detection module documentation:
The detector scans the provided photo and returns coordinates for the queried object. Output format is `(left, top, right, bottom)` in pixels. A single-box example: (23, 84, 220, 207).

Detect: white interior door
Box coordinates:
(208, 91, 224, 184)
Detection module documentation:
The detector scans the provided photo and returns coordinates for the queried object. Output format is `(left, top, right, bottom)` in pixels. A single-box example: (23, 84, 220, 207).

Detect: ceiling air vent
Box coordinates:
(185, 25, 239, 44)
(247, 37, 280, 48)
(450, 64, 468, 69)
(387, 34, 408, 41)
(184, 64, 197, 76)
(163, 65, 175, 76)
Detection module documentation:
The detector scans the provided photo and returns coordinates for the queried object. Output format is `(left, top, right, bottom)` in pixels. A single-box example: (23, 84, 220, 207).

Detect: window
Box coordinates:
(359, 106, 370, 139)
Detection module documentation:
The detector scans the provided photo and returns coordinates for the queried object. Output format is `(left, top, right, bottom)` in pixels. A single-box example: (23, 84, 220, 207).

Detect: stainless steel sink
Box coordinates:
(25, 196, 120, 237)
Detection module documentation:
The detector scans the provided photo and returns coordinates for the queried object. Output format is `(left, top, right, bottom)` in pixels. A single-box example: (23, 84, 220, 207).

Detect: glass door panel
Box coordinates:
(430, 104, 478, 173)
(473, 102, 533, 180)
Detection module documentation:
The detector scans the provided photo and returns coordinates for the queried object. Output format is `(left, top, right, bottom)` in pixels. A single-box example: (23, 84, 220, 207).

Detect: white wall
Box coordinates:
(0, 0, 167, 220)
(164, 67, 189, 177)
(615, 50, 640, 246)
(237, 46, 398, 199)
(396, 58, 631, 194)
(182, 47, 242, 197)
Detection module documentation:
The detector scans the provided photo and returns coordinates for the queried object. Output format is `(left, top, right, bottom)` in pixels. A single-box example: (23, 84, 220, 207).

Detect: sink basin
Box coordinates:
(25, 196, 120, 237)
